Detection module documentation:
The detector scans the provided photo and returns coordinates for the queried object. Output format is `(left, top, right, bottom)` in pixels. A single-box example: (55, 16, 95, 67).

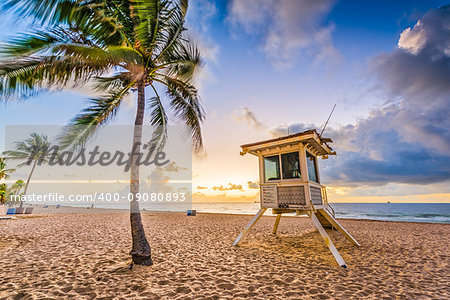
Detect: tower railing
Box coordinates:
(321, 185, 335, 218)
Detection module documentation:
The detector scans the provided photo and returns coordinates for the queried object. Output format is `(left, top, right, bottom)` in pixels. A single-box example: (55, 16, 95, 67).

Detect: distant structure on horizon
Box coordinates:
(233, 129, 360, 268)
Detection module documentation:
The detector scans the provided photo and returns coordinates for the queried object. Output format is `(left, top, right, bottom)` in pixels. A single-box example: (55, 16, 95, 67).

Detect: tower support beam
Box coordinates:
(309, 211, 348, 268)
(272, 214, 282, 234)
(318, 209, 360, 246)
(232, 208, 267, 246)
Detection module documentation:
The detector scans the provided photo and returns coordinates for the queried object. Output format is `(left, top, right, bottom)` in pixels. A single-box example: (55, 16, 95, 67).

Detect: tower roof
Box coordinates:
(240, 129, 335, 157)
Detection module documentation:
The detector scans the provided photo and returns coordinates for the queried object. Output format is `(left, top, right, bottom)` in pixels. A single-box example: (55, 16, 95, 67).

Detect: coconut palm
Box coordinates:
(0, 184, 5, 205)
(0, 157, 16, 205)
(0, 0, 204, 265)
(4, 180, 25, 206)
(3, 133, 56, 199)
(0, 157, 15, 180)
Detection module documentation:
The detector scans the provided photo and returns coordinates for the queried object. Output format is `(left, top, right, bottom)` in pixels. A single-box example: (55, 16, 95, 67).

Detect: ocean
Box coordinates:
(191, 202, 450, 224)
(45, 201, 450, 224)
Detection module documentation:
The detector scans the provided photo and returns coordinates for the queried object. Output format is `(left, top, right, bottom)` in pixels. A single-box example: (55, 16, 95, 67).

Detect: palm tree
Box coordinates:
(0, 0, 204, 265)
(0, 184, 5, 205)
(0, 157, 15, 180)
(3, 133, 56, 203)
(4, 179, 25, 206)
(0, 157, 15, 205)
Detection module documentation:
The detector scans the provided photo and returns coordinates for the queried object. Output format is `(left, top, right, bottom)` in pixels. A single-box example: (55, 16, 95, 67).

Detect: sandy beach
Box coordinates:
(0, 208, 449, 299)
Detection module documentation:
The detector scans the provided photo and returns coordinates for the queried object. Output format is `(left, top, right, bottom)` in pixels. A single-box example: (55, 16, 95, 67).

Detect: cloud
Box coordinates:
(196, 185, 208, 190)
(265, 107, 450, 187)
(247, 181, 259, 189)
(212, 183, 243, 191)
(227, 0, 338, 68)
(163, 161, 187, 172)
(234, 107, 267, 130)
(185, 0, 220, 92)
(238, 6, 450, 187)
(268, 123, 316, 138)
(398, 21, 427, 55)
(372, 5, 450, 154)
(186, 0, 219, 60)
(144, 167, 173, 194)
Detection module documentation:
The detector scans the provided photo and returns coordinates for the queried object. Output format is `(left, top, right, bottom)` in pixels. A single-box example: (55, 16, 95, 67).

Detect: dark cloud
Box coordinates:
(274, 108, 450, 186)
(376, 6, 450, 105)
(269, 123, 316, 138)
(265, 6, 450, 186)
(371, 5, 450, 154)
(321, 116, 450, 186)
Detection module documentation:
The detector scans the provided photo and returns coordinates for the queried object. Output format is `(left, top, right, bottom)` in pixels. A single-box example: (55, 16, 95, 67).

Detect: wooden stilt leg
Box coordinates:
(310, 212, 348, 268)
(318, 209, 360, 246)
(272, 214, 282, 234)
(232, 208, 267, 246)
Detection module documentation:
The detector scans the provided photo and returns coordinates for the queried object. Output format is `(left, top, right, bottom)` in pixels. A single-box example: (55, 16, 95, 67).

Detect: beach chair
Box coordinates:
(187, 210, 197, 216)
(15, 207, 25, 214)
(25, 207, 34, 214)
(6, 208, 16, 215)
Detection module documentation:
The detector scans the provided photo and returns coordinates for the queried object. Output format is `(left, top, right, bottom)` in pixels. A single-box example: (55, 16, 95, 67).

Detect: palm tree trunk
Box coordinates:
(129, 81, 153, 266)
(20, 160, 37, 208)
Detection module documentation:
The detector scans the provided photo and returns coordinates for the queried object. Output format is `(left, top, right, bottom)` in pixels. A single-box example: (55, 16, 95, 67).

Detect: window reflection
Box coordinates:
(281, 152, 301, 179)
(306, 151, 318, 183)
(264, 155, 280, 181)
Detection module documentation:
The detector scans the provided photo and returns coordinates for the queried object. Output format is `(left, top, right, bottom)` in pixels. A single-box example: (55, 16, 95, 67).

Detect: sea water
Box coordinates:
(192, 202, 450, 224)
(49, 201, 450, 224)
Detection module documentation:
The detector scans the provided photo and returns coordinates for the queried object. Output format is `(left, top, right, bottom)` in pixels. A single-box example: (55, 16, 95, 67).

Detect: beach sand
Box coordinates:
(0, 208, 448, 299)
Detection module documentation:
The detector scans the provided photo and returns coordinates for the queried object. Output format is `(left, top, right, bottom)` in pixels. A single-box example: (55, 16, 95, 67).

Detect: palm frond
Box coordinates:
(147, 91, 168, 152)
(52, 44, 144, 67)
(0, 58, 45, 101)
(0, 31, 61, 58)
(0, 54, 113, 101)
(0, 157, 16, 180)
(2, 0, 206, 154)
(157, 76, 204, 151)
(131, 0, 164, 52)
(160, 41, 202, 82)
(82, 1, 135, 47)
(59, 82, 133, 149)
(3, 0, 133, 47)
(1, 0, 77, 25)
(93, 72, 133, 92)
(154, 0, 188, 63)
(102, 0, 135, 44)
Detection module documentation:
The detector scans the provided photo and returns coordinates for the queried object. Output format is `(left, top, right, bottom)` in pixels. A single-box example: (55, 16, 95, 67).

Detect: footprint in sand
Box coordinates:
(157, 280, 170, 285)
(174, 286, 192, 294)
(218, 283, 236, 290)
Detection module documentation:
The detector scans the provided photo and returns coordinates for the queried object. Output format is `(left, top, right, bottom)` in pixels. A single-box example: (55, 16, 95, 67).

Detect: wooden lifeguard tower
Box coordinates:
(232, 129, 359, 268)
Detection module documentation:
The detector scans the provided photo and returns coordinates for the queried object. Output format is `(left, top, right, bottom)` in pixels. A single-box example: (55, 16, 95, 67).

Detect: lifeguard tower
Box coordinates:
(232, 129, 359, 268)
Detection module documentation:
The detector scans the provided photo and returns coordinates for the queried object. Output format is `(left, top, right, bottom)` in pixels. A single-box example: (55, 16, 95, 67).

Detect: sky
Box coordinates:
(0, 0, 449, 203)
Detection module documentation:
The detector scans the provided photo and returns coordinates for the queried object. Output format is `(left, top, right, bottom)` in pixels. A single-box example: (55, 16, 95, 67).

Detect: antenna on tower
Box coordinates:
(319, 104, 336, 137)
